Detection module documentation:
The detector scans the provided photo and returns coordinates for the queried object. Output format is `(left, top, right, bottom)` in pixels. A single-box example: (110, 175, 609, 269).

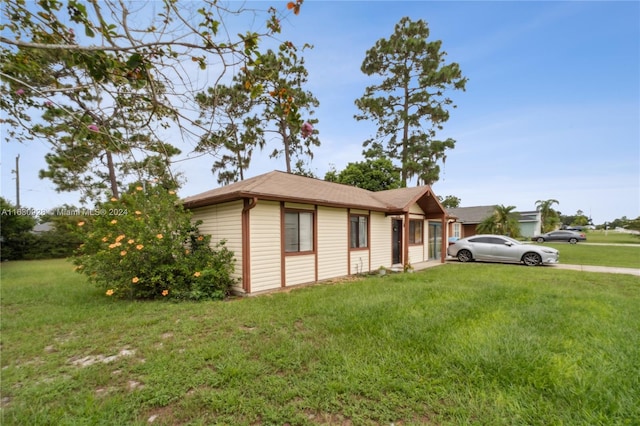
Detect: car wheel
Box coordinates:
(457, 249, 473, 263)
(536, 237, 545, 243)
(522, 252, 542, 266)
(569, 238, 577, 244)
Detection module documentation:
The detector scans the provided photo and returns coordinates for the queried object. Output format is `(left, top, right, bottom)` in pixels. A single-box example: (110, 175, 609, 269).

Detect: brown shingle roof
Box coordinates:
(183, 170, 444, 215)
(446, 205, 497, 223)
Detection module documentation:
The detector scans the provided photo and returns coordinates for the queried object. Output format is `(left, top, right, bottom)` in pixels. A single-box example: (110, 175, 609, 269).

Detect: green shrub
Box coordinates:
(72, 183, 236, 300)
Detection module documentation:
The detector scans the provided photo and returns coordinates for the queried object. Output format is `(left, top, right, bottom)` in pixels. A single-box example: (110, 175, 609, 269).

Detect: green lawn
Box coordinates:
(538, 242, 640, 268)
(583, 230, 640, 244)
(2, 259, 639, 425)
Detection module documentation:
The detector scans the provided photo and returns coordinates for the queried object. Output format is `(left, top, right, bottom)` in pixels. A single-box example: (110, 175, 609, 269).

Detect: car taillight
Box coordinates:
(580, 233, 585, 237)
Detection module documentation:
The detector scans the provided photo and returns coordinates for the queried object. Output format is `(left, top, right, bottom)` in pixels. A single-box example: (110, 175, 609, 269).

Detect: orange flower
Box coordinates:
(77, 221, 85, 227)
(162, 290, 169, 296)
(135, 211, 142, 215)
(197, 236, 204, 241)
(156, 233, 163, 239)
(136, 244, 144, 250)
(115, 234, 125, 242)
(184, 249, 190, 255)
(193, 271, 201, 277)
(108, 243, 117, 249)
(110, 219, 117, 225)
(136, 186, 143, 191)
(127, 239, 135, 244)
(132, 277, 139, 283)
(120, 250, 127, 256)
(110, 197, 117, 202)
(168, 190, 176, 195)
(101, 237, 109, 242)
(106, 289, 114, 296)
(115, 242, 122, 247)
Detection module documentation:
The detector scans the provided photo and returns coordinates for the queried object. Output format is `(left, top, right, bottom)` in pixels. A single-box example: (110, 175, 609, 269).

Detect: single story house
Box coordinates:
(446, 205, 542, 239)
(183, 171, 448, 295)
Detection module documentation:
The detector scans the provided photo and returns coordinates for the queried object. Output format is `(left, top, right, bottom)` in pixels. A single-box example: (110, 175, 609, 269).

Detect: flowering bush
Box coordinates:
(73, 183, 236, 300)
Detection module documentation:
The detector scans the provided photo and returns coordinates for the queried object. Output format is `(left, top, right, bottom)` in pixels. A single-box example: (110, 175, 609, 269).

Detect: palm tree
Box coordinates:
(535, 199, 560, 233)
(477, 205, 521, 237)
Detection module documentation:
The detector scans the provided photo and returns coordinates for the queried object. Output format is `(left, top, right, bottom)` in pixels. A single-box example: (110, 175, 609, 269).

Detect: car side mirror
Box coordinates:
(504, 241, 513, 247)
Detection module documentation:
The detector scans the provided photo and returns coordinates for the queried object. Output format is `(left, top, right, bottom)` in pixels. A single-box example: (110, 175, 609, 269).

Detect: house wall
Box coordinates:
(369, 211, 392, 269)
(191, 201, 244, 291)
(409, 210, 428, 264)
(350, 250, 370, 274)
(285, 255, 316, 286)
(249, 201, 282, 293)
(317, 206, 349, 280)
(194, 199, 439, 294)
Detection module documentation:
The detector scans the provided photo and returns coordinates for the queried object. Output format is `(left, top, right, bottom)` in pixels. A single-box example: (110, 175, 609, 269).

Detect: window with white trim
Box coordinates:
(453, 223, 461, 238)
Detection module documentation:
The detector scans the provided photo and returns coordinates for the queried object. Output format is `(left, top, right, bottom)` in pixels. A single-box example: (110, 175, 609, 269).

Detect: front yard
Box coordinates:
(1, 258, 639, 425)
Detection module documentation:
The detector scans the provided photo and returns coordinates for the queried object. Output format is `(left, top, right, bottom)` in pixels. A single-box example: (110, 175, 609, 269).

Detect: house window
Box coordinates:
(453, 223, 461, 238)
(409, 219, 423, 244)
(350, 215, 368, 249)
(284, 211, 314, 253)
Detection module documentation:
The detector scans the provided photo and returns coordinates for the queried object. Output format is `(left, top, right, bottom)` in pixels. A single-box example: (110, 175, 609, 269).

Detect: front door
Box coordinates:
(392, 219, 403, 264)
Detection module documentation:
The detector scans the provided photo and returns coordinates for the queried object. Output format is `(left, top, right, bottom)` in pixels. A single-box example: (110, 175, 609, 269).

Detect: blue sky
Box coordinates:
(1, 1, 639, 224)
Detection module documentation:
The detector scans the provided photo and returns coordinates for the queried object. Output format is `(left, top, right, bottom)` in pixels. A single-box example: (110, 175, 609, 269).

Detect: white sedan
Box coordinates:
(447, 234, 559, 266)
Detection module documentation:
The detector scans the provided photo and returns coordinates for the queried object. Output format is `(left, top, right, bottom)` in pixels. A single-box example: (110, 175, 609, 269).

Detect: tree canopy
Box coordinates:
(324, 158, 400, 191)
(1, 0, 306, 200)
(354, 17, 467, 187)
(477, 205, 521, 237)
(196, 41, 319, 182)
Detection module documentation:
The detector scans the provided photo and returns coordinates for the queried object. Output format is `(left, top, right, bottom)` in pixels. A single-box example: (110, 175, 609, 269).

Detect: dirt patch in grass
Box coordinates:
(69, 348, 136, 367)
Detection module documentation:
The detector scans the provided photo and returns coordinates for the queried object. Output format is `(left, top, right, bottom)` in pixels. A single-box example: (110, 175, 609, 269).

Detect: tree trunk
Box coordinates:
(401, 83, 410, 187)
(280, 120, 291, 173)
(106, 151, 119, 198)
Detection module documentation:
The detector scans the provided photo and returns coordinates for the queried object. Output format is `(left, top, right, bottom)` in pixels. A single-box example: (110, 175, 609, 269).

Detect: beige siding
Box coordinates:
(284, 202, 314, 210)
(249, 201, 282, 292)
(409, 244, 426, 264)
(285, 255, 316, 286)
(369, 212, 391, 269)
(409, 203, 425, 214)
(317, 206, 349, 280)
(409, 213, 427, 263)
(350, 250, 370, 274)
(191, 201, 243, 288)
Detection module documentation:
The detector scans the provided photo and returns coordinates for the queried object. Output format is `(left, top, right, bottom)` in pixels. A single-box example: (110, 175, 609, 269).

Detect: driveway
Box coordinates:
(442, 258, 640, 277)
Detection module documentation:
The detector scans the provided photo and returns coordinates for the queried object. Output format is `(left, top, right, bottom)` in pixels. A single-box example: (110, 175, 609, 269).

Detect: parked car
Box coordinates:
(532, 230, 586, 244)
(447, 234, 559, 266)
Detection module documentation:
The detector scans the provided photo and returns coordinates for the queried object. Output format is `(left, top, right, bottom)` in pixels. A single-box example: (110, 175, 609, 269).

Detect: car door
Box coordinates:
(489, 237, 516, 262)
(549, 231, 567, 241)
(468, 237, 494, 261)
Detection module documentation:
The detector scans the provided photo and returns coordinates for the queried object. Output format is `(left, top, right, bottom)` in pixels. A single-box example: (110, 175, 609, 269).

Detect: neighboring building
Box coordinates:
(183, 171, 448, 295)
(517, 210, 542, 238)
(446, 206, 542, 239)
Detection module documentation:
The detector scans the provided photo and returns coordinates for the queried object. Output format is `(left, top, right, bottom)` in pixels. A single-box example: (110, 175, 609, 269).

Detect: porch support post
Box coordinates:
(441, 215, 447, 263)
(404, 211, 410, 266)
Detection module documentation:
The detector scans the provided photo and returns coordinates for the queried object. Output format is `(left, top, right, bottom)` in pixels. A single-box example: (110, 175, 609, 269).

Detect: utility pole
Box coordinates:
(12, 154, 20, 208)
